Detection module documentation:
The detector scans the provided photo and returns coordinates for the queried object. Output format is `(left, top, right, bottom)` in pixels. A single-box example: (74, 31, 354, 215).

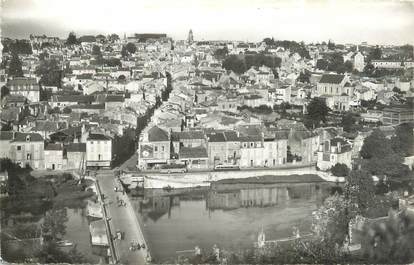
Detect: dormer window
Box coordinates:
(26, 135, 31, 142)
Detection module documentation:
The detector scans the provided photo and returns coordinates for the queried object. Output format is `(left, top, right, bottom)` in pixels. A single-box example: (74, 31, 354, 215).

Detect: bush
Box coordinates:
(331, 163, 349, 177)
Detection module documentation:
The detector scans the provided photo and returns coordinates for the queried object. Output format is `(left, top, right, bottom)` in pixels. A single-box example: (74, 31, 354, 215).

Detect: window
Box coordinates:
(162, 146, 165, 152)
(250, 142, 254, 148)
(154, 146, 158, 152)
(17, 146, 22, 151)
(90, 141, 94, 144)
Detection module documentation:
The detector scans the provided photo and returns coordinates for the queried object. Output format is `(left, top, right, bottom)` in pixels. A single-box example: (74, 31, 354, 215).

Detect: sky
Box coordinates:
(1, 0, 414, 45)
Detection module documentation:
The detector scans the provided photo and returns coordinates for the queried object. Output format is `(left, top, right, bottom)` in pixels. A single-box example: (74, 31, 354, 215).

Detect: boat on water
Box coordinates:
(57, 240, 74, 247)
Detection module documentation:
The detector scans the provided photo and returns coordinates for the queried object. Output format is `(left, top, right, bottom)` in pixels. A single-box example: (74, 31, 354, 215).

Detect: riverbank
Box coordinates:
(0, 166, 99, 263)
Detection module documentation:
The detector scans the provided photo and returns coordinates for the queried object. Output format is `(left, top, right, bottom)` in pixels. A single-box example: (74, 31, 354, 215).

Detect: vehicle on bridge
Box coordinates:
(214, 164, 240, 171)
(160, 163, 187, 174)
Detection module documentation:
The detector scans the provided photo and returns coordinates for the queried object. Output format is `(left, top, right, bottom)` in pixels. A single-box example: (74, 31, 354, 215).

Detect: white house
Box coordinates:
(86, 133, 112, 168)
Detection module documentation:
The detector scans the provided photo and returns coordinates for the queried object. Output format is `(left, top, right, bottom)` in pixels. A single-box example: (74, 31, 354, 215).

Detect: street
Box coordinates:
(96, 170, 149, 265)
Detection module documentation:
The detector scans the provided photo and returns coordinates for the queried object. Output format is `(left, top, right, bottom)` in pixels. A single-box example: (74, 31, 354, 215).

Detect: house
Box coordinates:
(1, 94, 26, 108)
(316, 74, 352, 96)
(178, 146, 209, 169)
(86, 133, 112, 168)
(8, 132, 44, 169)
(238, 126, 288, 168)
(137, 126, 170, 170)
(30, 121, 59, 140)
(65, 143, 86, 170)
(6, 77, 40, 102)
(317, 137, 352, 170)
(239, 134, 263, 168)
(382, 106, 414, 125)
(287, 127, 319, 163)
(206, 131, 241, 168)
(44, 143, 64, 170)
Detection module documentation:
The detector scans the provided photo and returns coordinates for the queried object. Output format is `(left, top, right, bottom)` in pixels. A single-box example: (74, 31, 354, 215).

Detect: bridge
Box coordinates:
(95, 169, 150, 265)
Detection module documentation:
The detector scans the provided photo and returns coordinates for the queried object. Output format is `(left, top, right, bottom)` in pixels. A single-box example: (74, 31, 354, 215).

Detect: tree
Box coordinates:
(305, 98, 330, 129)
(39, 51, 49, 61)
(65, 32, 78, 46)
(117, 74, 126, 82)
(341, 112, 356, 133)
(360, 129, 393, 159)
(1, 85, 10, 99)
(331, 163, 350, 177)
(316, 59, 329, 70)
(297, 71, 311, 83)
(109, 33, 120, 42)
(343, 60, 353, 73)
(62, 107, 72, 114)
(391, 123, 414, 156)
(363, 63, 375, 76)
(213, 46, 229, 60)
(8, 52, 23, 77)
(222, 55, 246, 74)
(91, 45, 101, 56)
(35, 59, 62, 88)
(121, 45, 129, 58)
(125, 42, 137, 54)
(368, 46, 382, 61)
(344, 169, 376, 216)
(327, 53, 345, 73)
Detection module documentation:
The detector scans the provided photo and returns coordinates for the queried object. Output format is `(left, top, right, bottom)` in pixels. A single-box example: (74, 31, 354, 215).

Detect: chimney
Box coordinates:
(12, 131, 16, 140)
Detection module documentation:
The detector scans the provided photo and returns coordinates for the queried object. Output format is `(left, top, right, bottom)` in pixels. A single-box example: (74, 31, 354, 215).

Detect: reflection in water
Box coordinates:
(136, 182, 332, 263)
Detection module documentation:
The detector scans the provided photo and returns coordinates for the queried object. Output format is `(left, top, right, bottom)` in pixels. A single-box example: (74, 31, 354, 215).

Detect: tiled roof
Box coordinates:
(10, 132, 44, 142)
(32, 121, 58, 132)
(45, 143, 62, 151)
(71, 104, 105, 110)
(7, 77, 38, 87)
(55, 95, 94, 103)
(66, 143, 86, 152)
(178, 130, 205, 140)
(105, 95, 125, 102)
(87, 133, 111, 141)
(207, 132, 226, 142)
(319, 74, 345, 84)
(0, 131, 14, 141)
(179, 146, 208, 159)
(148, 126, 169, 142)
(223, 131, 239, 141)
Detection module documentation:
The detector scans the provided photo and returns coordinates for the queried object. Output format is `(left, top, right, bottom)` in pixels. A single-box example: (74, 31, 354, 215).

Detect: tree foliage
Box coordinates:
(305, 98, 330, 129)
(35, 59, 62, 87)
(213, 46, 229, 60)
(8, 52, 24, 77)
(331, 163, 350, 177)
(222, 55, 246, 74)
(391, 123, 414, 157)
(65, 32, 79, 46)
(125, 42, 137, 54)
(2, 39, 33, 54)
(341, 112, 357, 133)
(297, 70, 311, 83)
(360, 129, 392, 159)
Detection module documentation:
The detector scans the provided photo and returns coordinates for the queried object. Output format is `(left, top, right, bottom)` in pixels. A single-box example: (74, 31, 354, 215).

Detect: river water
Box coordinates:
(64, 207, 106, 263)
(132, 181, 334, 263)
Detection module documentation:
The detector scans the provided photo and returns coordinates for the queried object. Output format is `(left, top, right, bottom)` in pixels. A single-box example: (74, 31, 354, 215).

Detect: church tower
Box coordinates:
(187, 29, 194, 45)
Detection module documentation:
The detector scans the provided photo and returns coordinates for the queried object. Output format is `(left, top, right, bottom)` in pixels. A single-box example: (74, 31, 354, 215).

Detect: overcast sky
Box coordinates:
(1, 0, 414, 45)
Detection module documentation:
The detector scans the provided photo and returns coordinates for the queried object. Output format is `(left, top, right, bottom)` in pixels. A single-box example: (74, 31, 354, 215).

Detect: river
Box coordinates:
(131, 181, 335, 263)
(64, 207, 107, 263)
